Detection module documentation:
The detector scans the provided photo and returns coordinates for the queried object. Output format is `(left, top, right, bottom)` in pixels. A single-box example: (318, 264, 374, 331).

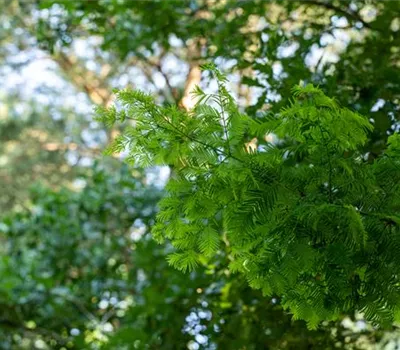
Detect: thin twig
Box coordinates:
(303, 0, 373, 30)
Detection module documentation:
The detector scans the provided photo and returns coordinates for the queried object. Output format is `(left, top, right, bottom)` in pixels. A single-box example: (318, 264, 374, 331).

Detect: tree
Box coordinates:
(0, 0, 112, 212)
(97, 65, 400, 329)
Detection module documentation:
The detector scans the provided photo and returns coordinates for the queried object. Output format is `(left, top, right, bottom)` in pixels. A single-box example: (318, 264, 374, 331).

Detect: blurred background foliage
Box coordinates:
(1, 0, 400, 348)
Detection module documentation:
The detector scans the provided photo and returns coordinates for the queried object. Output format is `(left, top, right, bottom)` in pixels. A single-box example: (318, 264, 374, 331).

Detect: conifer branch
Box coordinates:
(97, 78, 400, 328)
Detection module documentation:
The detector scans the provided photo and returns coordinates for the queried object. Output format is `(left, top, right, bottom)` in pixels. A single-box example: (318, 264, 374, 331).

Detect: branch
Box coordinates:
(54, 52, 113, 106)
(216, 79, 231, 156)
(180, 64, 202, 111)
(155, 63, 179, 103)
(303, 0, 373, 30)
(179, 34, 206, 111)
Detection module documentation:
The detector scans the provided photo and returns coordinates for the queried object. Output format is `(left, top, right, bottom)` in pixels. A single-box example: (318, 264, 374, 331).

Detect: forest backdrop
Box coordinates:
(1, 1, 400, 349)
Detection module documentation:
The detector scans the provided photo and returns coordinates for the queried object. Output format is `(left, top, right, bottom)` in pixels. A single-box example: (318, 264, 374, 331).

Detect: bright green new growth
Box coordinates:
(96, 65, 400, 329)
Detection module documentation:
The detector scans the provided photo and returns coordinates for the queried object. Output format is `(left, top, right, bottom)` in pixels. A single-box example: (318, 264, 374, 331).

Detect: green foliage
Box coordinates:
(1, 163, 373, 350)
(98, 66, 400, 328)
(35, 0, 400, 156)
(0, 164, 162, 348)
(5, 0, 400, 346)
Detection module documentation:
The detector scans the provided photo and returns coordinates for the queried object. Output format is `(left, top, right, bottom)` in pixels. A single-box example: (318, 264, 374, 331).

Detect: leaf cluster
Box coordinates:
(98, 66, 400, 328)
